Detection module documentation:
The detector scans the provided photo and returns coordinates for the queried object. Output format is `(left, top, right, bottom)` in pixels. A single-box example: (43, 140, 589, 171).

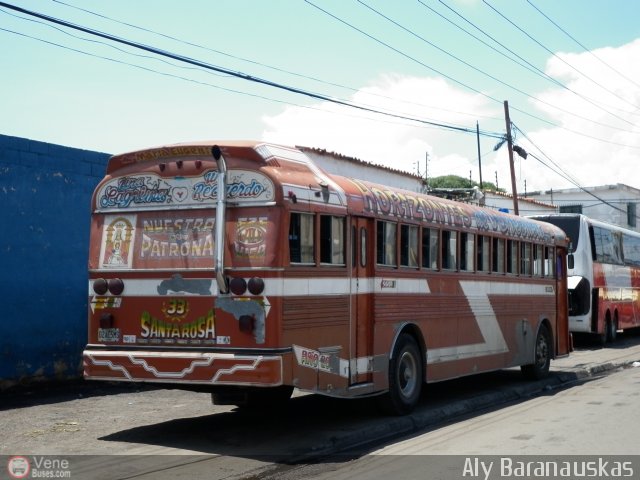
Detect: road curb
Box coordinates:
(294, 353, 640, 461)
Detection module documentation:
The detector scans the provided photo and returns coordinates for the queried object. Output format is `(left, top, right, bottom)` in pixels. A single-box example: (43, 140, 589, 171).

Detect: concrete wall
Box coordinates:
(0, 134, 109, 388)
(527, 184, 640, 232)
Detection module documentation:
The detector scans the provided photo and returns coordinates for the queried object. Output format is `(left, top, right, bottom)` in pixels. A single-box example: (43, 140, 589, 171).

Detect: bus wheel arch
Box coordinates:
(521, 321, 552, 380)
(378, 325, 425, 415)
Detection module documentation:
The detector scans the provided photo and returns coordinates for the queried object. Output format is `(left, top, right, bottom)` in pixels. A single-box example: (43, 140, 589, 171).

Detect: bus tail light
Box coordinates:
(108, 278, 125, 295)
(229, 277, 247, 295)
(239, 315, 254, 334)
(93, 278, 108, 295)
(248, 277, 265, 295)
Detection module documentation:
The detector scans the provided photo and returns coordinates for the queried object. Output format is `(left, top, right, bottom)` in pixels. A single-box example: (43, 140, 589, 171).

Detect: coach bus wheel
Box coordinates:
(378, 333, 423, 415)
(521, 324, 551, 380)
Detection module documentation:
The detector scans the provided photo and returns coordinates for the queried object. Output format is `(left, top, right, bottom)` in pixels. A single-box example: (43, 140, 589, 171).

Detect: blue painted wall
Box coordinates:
(0, 134, 110, 388)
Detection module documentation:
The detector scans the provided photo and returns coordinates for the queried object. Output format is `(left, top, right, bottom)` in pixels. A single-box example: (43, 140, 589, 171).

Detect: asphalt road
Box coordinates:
(1, 332, 639, 480)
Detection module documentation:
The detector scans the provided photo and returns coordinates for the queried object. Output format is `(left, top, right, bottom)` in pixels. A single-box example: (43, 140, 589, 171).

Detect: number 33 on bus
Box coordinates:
(83, 141, 571, 415)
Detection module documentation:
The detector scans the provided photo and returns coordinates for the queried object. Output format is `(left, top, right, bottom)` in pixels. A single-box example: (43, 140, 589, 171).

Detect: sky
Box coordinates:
(2, 0, 640, 193)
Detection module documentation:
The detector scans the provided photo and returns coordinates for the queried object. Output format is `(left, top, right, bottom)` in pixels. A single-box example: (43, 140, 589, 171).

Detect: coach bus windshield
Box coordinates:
(534, 215, 580, 253)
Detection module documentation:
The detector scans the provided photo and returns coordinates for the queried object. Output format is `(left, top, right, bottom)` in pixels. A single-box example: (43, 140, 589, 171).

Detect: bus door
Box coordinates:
(351, 216, 374, 384)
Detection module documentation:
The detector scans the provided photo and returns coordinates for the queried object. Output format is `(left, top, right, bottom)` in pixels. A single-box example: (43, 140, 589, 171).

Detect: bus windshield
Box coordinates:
(533, 215, 581, 252)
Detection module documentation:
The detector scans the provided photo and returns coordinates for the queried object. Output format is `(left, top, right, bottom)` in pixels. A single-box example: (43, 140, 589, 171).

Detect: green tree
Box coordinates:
(428, 175, 502, 192)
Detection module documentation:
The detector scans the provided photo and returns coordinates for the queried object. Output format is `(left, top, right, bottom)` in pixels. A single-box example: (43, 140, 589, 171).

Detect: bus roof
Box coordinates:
(104, 141, 568, 247)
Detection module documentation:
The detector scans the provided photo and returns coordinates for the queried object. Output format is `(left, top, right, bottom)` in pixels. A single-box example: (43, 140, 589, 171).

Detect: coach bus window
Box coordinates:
(477, 235, 490, 272)
(400, 225, 419, 268)
(507, 240, 518, 274)
(377, 221, 397, 266)
(289, 213, 314, 264)
(492, 238, 505, 273)
(320, 215, 345, 265)
(623, 233, 640, 266)
(460, 232, 475, 271)
(422, 228, 439, 269)
(544, 246, 555, 277)
(593, 226, 623, 264)
(442, 230, 457, 270)
(533, 244, 543, 276)
(520, 242, 532, 275)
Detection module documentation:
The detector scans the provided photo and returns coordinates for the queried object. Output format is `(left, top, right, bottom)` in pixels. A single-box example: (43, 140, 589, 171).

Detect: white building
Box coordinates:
(300, 146, 425, 193)
(300, 146, 557, 216)
(526, 184, 640, 232)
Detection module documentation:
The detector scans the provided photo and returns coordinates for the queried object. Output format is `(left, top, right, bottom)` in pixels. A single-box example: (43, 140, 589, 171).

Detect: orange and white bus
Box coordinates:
(83, 141, 570, 414)
(531, 214, 640, 344)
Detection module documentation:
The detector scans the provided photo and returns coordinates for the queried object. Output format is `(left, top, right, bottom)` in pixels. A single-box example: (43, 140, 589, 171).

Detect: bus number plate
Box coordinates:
(98, 328, 120, 343)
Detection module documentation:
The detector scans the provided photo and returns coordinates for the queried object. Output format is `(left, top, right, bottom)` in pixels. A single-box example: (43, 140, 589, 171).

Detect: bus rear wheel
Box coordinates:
(521, 324, 551, 380)
(378, 333, 423, 415)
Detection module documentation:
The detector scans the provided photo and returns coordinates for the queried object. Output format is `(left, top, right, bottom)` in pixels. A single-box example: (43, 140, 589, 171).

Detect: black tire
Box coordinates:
(521, 324, 552, 380)
(378, 333, 423, 415)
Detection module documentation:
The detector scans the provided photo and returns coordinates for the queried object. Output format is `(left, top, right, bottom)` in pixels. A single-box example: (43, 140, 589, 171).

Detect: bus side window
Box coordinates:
(422, 228, 439, 269)
(460, 232, 474, 272)
(360, 227, 367, 267)
(492, 238, 505, 273)
(544, 246, 555, 277)
(533, 244, 543, 276)
(477, 235, 490, 272)
(320, 215, 345, 265)
(593, 225, 625, 265)
(520, 242, 532, 275)
(377, 221, 397, 266)
(623, 233, 640, 266)
(400, 224, 419, 268)
(351, 225, 356, 268)
(289, 212, 314, 264)
(442, 230, 457, 270)
(507, 240, 518, 274)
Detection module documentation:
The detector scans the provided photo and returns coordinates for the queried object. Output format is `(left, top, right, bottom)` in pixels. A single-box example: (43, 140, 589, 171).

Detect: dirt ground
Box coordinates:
(0, 381, 230, 455)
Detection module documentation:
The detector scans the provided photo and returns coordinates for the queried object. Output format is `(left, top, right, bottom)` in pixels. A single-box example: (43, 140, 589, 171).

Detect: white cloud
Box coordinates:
(262, 74, 498, 180)
(261, 41, 640, 193)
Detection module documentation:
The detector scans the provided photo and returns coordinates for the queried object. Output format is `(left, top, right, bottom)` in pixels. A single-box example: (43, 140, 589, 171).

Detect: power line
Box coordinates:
(0, 1, 502, 139)
(304, 0, 640, 150)
(356, 0, 636, 133)
(424, 0, 640, 121)
(483, 0, 640, 119)
(50, 0, 502, 125)
(512, 123, 630, 216)
(525, 0, 640, 92)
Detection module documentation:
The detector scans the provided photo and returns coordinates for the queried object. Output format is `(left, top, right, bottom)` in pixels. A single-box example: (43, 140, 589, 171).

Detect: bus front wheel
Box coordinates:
(378, 333, 423, 415)
(521, 324, 551, 380)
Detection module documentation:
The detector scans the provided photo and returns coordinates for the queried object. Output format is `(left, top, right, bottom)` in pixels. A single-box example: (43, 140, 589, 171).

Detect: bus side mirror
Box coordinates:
(567, 253, 574, 270)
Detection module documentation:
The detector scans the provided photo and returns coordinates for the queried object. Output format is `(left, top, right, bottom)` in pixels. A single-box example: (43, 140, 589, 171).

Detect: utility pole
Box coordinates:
(424, 152, 429, 192)
(504, 101, 519, 215)
(476, 121, 483, 189)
